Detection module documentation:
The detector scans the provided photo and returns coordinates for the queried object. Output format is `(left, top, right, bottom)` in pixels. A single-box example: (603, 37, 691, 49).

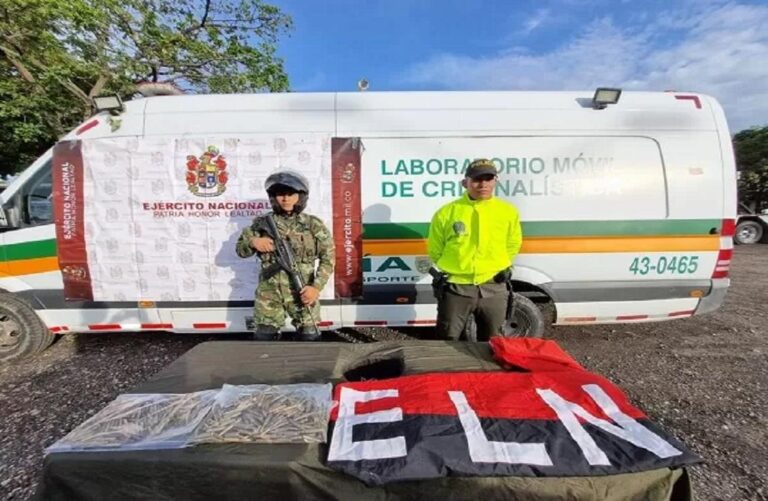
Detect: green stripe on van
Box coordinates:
(0, 239, 57, 262)
(0, 220, 722, 261)
(363, 220, 721, 239)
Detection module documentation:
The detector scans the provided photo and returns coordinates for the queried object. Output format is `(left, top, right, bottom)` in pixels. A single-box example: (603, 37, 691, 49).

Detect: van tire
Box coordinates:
(734, 220, 763, 245)
(503, 294, 546, 338)
(0, 293, 54, 362)
(462, 293, 547, 340)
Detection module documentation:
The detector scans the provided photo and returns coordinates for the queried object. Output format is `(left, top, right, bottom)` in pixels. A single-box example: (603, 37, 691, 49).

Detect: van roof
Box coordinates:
(139, 90, 713, 113)
(72, 90, 725, 140)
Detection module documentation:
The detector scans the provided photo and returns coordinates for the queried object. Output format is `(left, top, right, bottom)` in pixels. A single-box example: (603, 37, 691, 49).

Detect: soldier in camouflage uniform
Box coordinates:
(236, 170, 334, 341)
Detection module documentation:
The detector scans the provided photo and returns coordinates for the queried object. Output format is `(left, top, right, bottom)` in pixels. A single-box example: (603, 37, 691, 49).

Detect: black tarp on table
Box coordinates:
(35, 341, 692, 501)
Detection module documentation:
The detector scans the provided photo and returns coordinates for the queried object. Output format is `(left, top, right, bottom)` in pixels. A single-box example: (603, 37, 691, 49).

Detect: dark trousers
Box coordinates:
(436, 283, 508, 341)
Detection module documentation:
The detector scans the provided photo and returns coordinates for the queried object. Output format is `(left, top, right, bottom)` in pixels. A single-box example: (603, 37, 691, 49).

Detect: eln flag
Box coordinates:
(327, 338, 699, 486)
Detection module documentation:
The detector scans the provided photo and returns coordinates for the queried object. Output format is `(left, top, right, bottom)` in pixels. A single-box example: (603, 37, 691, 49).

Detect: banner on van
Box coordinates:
(52, 135, 335, 303)
(52, 141, 93, 300)
(331, 138, 363, 298)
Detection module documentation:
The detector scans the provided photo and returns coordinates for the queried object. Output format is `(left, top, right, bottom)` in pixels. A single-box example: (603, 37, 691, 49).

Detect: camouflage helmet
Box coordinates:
(264, 170, 310, 195)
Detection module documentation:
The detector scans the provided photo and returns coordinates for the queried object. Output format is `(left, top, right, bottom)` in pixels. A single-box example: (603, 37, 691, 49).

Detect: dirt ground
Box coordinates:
(0, 245, 766, 500)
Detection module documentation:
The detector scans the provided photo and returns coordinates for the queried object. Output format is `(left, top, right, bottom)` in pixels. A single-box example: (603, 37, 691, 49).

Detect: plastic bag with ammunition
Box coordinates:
(189, 383, 334, 444)
(45, 390, 219, 453)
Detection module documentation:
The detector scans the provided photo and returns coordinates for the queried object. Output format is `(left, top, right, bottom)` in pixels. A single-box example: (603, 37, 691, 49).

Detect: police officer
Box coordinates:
(427, 159, 523, 341)
(236, 170, 334, 341)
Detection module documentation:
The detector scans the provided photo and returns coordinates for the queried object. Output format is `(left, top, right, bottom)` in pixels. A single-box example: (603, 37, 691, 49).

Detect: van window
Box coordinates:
(24, 160, 54, 225)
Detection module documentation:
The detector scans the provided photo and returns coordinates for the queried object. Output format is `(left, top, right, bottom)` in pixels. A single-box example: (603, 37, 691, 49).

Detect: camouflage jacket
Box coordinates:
(236, 212, 335, 291)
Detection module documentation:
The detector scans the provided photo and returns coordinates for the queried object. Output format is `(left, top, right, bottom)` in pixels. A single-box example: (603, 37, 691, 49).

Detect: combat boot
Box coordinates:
(253, 324, 279, 341)
(295, 325, 321, 342)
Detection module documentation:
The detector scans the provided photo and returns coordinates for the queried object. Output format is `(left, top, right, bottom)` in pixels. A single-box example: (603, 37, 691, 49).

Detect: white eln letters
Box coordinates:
(327, 387, 407, 461)
(537, 384, 682, 465)
(329, 384, 682, 466)
(448, 391, 553, 465)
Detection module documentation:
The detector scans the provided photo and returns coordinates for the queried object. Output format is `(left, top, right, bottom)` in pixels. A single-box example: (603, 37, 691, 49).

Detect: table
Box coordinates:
(35, 341, 692, 501)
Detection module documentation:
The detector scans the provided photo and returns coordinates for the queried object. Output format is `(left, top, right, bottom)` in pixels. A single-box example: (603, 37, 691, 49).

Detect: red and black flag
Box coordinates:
(326, 338, 699, 486)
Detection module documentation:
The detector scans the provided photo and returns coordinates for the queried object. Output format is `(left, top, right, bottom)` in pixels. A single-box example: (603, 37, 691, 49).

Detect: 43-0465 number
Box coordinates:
(629, 256, 699, 275)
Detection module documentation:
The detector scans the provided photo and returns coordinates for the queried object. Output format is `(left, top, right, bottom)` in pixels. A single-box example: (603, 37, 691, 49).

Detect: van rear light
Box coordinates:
(711, 248, 733, 278)
(75, 119, 99, 135)
(721, 219, 736, 237)
(674, 94, 702, 109)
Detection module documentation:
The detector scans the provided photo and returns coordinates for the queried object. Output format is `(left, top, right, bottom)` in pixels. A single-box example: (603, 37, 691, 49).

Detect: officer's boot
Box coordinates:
(295, 325, 321, 342)
(253, 324, 279, 341)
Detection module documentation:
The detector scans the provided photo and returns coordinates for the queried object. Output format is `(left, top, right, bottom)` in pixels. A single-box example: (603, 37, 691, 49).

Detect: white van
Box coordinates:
(0, 90, 737, 360)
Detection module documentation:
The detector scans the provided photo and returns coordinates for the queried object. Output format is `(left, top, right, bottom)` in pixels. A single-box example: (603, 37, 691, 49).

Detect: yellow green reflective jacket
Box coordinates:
(427, 193, 523, 284)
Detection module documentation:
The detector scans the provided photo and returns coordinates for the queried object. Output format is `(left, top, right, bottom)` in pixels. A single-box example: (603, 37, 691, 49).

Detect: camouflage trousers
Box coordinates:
(253, 267, 319, 330)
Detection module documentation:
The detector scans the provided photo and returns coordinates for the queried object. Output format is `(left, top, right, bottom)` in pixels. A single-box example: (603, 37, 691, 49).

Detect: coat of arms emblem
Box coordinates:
(185, 146, 228, 197)
(341, 162, 356, 183)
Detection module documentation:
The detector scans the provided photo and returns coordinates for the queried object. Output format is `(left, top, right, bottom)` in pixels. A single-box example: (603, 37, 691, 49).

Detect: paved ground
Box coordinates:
(0, 245, 766, 500)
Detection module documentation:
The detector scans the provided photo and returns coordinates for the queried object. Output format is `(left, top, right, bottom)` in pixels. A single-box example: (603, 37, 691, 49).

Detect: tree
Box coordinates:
(734, 126, 768, 212)
(0, 0, 292, 175)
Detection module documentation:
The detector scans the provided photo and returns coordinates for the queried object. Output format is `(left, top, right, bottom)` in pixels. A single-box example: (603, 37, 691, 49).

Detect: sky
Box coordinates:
(274, 0, 768, 133)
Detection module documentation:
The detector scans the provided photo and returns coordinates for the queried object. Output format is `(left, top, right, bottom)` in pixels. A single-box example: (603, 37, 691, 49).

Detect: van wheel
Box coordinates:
(734, 220, 763, 245)
(0, 293, 54, 362)
(462, 293, 546, 340)
(502, 294, 546, 338)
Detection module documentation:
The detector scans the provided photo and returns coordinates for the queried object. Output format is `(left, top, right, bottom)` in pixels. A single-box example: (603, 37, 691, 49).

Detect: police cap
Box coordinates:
(465, 159, 498, 179)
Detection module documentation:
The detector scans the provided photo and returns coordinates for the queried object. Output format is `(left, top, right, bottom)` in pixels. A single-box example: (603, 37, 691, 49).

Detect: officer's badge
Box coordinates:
(415, 256, 432, 274)
(452, 221, 466, 236)
(185, 145, 228, 197)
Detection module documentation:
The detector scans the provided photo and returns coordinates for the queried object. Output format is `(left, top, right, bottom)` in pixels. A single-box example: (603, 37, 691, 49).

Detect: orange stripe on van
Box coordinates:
(362, 235, 720, 256)
(1, 256, 60, 276)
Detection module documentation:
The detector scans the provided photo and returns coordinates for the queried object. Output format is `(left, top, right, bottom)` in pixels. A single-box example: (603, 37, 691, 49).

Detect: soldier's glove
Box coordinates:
(428, 266, 448, 301)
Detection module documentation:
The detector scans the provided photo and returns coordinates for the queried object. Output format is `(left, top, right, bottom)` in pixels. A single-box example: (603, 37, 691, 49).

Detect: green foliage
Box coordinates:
(0, 0, 292, 175)
(734, 126, 768, 212)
